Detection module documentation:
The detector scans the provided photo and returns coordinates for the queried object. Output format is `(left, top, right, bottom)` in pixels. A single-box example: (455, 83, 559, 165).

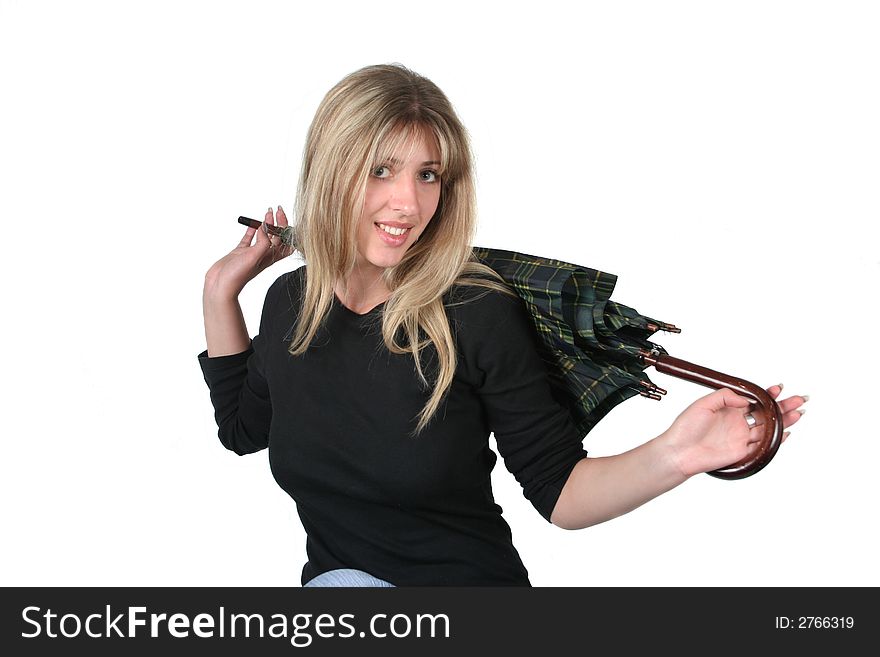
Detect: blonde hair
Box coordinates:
(289, 63, 511, 435)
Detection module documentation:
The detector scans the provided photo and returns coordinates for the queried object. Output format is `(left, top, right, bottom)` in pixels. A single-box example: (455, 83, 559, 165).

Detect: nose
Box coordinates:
(388, 175, 419, 215)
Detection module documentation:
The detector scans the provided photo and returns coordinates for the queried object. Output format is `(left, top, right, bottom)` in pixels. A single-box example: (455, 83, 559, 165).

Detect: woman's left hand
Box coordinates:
(662, 385, 808, 478)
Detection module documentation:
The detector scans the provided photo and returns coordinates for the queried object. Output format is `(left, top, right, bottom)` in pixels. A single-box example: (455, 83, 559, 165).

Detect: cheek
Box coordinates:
(422, 187, 441, 219)
(362, 187, 382, 218)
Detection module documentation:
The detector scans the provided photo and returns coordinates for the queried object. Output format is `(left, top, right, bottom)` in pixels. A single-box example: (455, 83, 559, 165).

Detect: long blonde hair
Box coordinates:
(289, 63, 512, 435)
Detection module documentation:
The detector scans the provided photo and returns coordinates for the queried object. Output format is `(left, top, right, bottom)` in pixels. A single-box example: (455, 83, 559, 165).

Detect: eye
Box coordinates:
(419, 169, 439, 183)
(372, 165, 391, 179)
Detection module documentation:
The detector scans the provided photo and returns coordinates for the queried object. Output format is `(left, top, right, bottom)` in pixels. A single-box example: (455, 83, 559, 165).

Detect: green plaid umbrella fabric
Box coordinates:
(473, 247, 680, 439)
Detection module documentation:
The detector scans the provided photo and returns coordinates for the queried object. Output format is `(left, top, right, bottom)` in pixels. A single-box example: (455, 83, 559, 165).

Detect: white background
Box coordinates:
(1, 0, 877, 587)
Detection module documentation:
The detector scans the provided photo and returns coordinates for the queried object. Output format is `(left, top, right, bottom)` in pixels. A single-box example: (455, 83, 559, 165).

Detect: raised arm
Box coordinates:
(199, 206, 294, 455)
(203, 206, 293, 356)
(550, 385, 808, 529)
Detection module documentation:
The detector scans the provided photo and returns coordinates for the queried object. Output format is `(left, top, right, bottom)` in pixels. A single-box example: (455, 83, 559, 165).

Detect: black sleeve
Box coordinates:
(197, 274, 289, 455)
(467, 291, 588, 522)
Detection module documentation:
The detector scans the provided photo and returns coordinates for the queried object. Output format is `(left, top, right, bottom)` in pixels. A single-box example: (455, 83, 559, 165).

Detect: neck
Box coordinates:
(335, 262, 390, 314)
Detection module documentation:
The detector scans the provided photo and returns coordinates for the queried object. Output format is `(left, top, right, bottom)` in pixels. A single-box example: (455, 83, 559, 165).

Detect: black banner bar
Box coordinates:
(1, 587, 872, 654)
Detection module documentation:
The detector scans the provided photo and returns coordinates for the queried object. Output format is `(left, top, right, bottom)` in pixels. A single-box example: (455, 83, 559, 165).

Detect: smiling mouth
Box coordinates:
(375, 222, 411, 236)
(373, 222, 413, 247)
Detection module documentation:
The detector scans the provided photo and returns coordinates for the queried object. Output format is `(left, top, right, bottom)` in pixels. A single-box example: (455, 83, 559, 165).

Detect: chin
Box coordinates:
(368, 256, 404, 270)
(366, 246, 413, 269)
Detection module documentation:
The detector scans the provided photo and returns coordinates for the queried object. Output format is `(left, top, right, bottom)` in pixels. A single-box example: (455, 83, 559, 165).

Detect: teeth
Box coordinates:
(377, 223, 409, 236)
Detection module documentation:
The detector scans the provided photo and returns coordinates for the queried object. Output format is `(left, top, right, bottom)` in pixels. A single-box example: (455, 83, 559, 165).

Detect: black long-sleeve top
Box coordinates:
(198, 266, 587, 586)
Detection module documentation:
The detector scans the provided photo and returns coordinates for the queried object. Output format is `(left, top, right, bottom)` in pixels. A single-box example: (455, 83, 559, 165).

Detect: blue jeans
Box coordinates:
(304, 568, 396, 587)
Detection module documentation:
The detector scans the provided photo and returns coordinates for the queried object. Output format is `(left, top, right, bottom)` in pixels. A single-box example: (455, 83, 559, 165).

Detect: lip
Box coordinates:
(375, 221, 415, 229)
(374, 222, 411, 246)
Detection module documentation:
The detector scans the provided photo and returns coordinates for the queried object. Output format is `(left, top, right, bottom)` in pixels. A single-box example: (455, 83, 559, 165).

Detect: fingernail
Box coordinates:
(777, 383, 784, 391)
(268, 206, 273, 214)
(801, 395, 810, 402)
(783, 431, 791, 439)
(797, 408, 806, 416)
(277, 205, 283, 212)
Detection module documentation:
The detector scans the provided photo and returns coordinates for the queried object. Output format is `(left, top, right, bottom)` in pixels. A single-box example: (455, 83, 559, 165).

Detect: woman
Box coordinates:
(199, 64, 807, 586)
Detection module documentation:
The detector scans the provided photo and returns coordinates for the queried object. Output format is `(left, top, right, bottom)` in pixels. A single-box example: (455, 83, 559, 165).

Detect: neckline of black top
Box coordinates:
(332, 292, 386, 318)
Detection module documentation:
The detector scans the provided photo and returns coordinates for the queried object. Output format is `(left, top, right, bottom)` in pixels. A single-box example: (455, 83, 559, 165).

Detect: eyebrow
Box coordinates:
(383, 158, 441, 167)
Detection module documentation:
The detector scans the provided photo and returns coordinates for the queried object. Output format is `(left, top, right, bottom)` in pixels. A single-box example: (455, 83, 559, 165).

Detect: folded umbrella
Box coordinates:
(473, 246, 783, 480)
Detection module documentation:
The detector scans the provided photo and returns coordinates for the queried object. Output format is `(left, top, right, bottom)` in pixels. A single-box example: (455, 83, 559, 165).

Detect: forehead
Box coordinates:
(376, 124, 441, 163)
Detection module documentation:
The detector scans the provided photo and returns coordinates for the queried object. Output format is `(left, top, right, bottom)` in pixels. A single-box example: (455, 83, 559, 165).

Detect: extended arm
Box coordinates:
(550, 385, 807, 529)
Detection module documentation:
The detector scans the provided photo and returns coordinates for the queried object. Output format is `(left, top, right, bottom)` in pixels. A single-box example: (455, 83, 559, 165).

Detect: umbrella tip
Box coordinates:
(647, 321, 682, 334)
(637, 380, 667, 399)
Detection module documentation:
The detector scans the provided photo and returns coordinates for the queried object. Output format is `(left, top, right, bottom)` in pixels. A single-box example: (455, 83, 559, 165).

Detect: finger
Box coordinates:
(265, 206, 281, 248)
(713, 387, 753, 410)
(276, 205, 288, 227)
(775, 394, 808, 415)
(746, 433, 764, 447)
(781, 430, 791, 443)
(766, 383, 784, 400)
(237, 226, 257, 248)
(781, 408, 806, 430)
(750, 396, 807, 429)
(746, 407, 766, 428)
(254, 209, 273, 248)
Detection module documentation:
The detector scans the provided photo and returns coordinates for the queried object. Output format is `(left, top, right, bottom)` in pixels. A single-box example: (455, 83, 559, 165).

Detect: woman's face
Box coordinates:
(355, 129, 441, 274)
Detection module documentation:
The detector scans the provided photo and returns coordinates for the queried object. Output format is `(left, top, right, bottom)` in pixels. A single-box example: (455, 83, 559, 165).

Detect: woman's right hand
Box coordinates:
(204, 206, 294, 301)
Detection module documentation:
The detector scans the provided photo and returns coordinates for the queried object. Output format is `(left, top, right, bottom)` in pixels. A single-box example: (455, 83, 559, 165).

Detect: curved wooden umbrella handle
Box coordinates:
(640, 351, 783, 480)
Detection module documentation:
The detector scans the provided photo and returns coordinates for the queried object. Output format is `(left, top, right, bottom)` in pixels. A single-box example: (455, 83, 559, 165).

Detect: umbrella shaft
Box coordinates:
(649, 354, 759, 404)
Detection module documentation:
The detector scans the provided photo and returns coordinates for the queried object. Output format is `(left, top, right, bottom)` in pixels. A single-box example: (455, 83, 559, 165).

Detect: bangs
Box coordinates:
(373, 121, 454, 179)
